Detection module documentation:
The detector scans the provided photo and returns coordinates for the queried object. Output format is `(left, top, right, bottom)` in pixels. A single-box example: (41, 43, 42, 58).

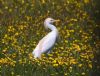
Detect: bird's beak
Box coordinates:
(54, 19, 60, 22)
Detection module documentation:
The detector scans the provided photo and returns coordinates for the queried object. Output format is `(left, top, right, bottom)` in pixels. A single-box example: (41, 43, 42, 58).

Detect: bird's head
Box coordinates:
(44, 18, 60, 24)
(44, 18, 60, 29)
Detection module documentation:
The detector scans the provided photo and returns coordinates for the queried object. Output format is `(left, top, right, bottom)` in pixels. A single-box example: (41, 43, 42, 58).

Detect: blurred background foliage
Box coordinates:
(0, 0, 100, 76)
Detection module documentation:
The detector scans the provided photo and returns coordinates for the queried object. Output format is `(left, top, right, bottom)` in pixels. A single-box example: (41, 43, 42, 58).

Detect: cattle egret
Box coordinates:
(32, 18, 60, 58)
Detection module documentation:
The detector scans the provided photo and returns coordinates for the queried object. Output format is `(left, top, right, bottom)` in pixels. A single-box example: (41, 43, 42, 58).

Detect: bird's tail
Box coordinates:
(32, 50, 41, 58)
(32, 51, 37, 58)
(32, 51, 35, 56)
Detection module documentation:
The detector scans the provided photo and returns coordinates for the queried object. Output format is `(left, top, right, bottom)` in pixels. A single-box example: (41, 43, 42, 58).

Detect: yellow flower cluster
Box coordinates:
(0, 0, 98, 76)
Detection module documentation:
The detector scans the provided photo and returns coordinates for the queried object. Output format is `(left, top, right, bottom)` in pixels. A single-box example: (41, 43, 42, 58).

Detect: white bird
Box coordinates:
(32, 18, 60, 58)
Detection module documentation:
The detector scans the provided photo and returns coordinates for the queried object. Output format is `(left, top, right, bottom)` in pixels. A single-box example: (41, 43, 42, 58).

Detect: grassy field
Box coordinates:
(0, 0, 99, 76)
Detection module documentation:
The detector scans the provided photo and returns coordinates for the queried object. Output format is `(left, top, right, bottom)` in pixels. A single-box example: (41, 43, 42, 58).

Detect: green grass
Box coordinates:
(0, 0, 99, 76)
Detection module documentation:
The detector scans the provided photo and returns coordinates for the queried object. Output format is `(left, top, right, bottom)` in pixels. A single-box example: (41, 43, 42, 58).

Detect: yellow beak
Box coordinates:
(54, 19, 60, 22)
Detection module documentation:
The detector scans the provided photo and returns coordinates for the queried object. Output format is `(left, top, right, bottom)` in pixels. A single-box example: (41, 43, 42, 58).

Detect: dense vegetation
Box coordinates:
(0, 0, 100, 76)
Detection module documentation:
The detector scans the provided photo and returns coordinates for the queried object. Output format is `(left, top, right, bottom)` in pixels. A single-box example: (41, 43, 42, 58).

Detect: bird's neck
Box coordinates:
(47, 23, 57, 31)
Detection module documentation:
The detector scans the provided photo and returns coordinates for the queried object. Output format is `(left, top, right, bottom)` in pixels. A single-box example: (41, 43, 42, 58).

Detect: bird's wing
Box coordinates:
(38, 32, 57, 53)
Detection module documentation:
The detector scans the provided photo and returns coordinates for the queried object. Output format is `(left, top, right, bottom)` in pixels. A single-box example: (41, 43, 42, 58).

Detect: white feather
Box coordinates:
(32, 18, 59, 58)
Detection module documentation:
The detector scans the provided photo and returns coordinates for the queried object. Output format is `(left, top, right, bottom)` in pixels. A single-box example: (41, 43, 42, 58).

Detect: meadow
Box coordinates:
(0, 0, 99, 76)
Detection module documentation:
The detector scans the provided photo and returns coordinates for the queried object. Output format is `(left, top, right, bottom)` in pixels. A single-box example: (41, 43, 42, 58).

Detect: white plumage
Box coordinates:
(32, 18, 60, 58)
